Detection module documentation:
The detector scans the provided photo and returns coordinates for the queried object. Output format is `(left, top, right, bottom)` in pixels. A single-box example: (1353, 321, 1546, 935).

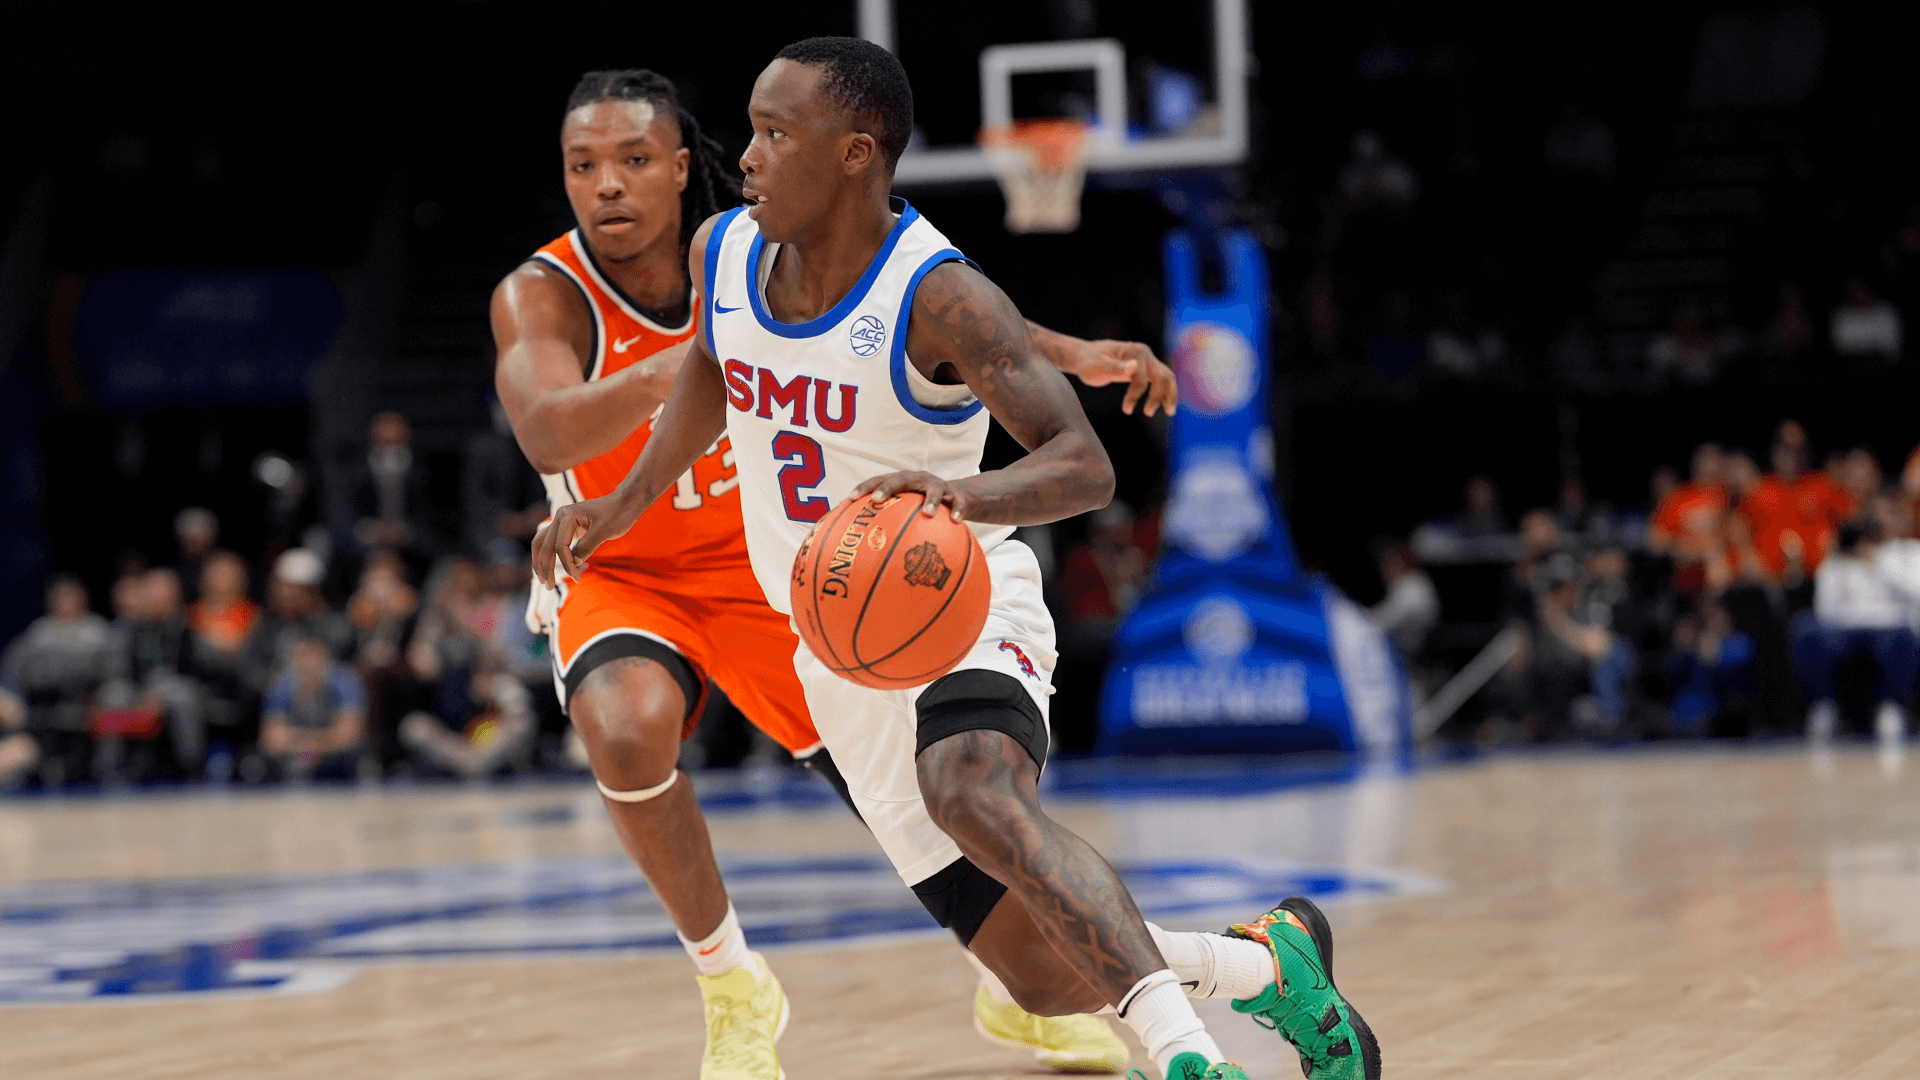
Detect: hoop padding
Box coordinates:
(979, 120, 1090, 234)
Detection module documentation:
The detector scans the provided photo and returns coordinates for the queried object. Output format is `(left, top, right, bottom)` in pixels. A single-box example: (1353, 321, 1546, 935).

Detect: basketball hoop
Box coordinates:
(979, 119, 1090, 234)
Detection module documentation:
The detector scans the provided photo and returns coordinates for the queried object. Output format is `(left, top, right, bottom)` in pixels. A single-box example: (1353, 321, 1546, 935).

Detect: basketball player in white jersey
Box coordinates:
(501, 69, 1174, 1078)
(539, 38, 1379, 1080)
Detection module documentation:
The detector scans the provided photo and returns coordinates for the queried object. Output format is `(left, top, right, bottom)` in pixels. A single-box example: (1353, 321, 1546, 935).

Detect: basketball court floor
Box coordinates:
(3, 745, 1917, 1079)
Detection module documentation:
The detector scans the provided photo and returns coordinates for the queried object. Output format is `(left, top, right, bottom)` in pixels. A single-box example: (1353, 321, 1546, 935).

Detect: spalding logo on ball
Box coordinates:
(791, 493, 990, 689)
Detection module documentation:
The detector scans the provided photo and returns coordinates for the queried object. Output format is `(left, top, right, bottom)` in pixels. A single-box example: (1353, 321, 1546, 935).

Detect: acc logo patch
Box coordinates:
(901, 541, 951, 589)
(849, 315, 887, 357)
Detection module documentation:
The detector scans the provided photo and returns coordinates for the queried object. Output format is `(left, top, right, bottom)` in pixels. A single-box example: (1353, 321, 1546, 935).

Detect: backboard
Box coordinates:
(856, 0, 1250, 187)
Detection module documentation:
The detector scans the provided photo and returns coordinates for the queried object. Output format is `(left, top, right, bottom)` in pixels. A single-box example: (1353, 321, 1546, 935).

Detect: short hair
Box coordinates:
(774, 36, 914, 172)
(565, 69, 740, 246)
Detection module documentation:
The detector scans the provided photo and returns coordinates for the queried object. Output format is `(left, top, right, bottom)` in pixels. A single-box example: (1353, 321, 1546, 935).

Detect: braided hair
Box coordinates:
(565, 70, 740, 249)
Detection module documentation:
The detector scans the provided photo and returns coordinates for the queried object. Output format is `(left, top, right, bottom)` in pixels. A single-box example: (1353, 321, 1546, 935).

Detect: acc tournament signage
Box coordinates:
(1098, 228, 1413, 755)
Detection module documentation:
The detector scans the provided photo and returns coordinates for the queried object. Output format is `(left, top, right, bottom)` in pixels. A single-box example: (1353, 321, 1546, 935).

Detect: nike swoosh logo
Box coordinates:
(1181, 981, 1199, 990)
(611, 334, 643, 353)
(698, 935, 728, 956)
(713, 303, 742, 314)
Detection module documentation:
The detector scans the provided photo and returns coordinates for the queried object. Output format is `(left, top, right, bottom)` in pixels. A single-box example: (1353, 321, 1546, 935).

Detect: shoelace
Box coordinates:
(1234, 982, 1350, 1068)
(705, 993, 777, 1070)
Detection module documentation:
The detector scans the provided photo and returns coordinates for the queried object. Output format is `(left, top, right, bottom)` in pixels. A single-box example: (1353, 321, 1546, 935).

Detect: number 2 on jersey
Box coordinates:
(772, 431, 828, 523)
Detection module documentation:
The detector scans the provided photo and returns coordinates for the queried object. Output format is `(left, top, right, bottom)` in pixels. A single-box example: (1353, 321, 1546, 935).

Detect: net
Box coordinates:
(979, 119, 1091, 234)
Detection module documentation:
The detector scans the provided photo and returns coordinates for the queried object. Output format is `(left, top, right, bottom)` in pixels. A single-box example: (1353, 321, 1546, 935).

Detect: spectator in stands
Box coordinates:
(0, 576, 123, 786)
(1370, 543, 1438, 659)
(1830, 278, 1903, 362)
(1060, 501, 1151, 640)
(1496, 553, 1636, 741)
(186, 552, 258, 656)
(1554, 476, 1617, 552)
(173, 507, 218, 603)
(1741, 432, 1854, 587)
(398, 655, 537, 780)
(346, 552, 422, 768)
(348, 411, 437, 563)
(1536, 553, 1638, 738)
(1792, 523, 1917, 747)
(243, 548, 354, 686)
(1649, 443, 1730, 596)
(260, 633, 368, 781)
(406, 557, 509, 728)
(1666, 602, 1758, 737)
(1456, 476, 1507, 538)
(1504, 509, 1563, 621)
(1578, 546, 1654, 651)
(1648, 302, 1742, 385)
(184, 551, 261, 774)
(114, 569, 208, 776)
(1837, 448, 1883, 514)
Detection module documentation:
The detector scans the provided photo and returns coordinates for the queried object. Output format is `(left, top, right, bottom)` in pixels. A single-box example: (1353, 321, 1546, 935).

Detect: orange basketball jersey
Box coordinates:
(529, 229, 749, 578)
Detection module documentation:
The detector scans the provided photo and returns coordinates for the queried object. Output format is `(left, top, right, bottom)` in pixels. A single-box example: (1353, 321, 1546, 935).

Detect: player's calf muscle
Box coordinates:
(917, 732, 1159, 996)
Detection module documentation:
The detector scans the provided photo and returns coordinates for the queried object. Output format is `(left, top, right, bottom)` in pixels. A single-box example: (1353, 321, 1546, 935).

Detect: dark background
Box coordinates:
(2, 1, 1916, 640)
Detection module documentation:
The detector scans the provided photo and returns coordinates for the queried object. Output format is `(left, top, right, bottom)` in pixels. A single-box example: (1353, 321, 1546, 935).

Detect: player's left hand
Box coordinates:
(854, 471, 982, 522)
(1060, 338, 1178, 417)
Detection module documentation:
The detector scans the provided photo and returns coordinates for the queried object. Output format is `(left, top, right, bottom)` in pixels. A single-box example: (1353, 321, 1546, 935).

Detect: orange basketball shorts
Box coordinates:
(546, 561, 822, 755)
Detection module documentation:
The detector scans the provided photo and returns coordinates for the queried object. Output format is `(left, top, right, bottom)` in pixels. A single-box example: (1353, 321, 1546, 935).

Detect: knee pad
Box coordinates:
(915, 669, 1048, 772)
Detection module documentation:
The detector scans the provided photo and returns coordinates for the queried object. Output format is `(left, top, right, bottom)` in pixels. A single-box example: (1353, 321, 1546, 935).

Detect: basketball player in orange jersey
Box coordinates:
(492, 70, 1175, 1078)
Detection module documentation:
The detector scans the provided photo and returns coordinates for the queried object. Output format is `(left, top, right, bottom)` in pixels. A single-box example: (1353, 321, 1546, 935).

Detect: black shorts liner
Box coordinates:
(911, 855, 1009, 947)
(914, 668, 1049, 773)
(563, 634, 704, 724)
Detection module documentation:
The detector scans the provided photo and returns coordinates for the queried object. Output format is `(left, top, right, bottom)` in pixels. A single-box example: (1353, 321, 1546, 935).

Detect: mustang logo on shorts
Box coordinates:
(999, 641, 1038, 680)
(901, 541, 952, 589)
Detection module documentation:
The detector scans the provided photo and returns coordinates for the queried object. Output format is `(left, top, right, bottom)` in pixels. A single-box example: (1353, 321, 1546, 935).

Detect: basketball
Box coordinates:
(790, 492, 992, 690)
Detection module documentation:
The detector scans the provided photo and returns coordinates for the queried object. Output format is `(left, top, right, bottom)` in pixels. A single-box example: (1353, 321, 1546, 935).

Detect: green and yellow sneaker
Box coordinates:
(1227, 897, 1381, 1079)
(1128, 1052, 1254, 1080)
(973, 982, 1131, 1073)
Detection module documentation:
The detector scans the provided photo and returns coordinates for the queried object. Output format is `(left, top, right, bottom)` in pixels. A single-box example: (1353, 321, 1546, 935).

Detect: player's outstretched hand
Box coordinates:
(531, 493, 641, 587)
(854, 471, 979, 522)
(1060, 338, 1178, 417)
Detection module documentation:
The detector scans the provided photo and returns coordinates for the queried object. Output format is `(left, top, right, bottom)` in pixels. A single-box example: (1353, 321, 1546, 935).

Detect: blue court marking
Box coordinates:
(0, 851, 1442, 1005)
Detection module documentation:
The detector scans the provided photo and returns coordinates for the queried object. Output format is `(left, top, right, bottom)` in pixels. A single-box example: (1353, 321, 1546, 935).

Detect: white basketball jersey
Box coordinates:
(704, 198, 1016, 614)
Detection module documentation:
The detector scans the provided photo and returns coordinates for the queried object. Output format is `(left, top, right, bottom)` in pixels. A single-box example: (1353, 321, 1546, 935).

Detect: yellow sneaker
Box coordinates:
(695, 953, 789, 1080)
(973, 982, 1131, 1073)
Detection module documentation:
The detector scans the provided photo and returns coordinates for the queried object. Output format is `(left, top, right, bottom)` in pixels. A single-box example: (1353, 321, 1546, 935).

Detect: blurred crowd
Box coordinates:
(1390, 420, 1920, 747)
(0, 402, 1172, 789)
(0, 411, 571, 791)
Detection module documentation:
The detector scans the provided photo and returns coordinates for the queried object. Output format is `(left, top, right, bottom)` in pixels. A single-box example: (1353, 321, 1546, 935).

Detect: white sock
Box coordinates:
(965, 949, 1017, 1004)
(1116, 969, 1222, 1073)
(1147, 922, 1277, 999)
(679, 903, 754, 976)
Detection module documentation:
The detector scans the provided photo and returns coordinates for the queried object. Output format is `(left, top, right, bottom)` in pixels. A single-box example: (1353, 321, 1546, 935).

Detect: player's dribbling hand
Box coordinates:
(855, 471, 981, 522)
(532, 493, 638, 587)
(1062, 339, 1178, 417)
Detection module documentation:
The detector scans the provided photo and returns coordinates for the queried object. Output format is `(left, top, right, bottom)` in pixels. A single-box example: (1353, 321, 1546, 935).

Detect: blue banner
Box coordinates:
(74, 270, 344, 411)
(1098, 228, 1413, 755)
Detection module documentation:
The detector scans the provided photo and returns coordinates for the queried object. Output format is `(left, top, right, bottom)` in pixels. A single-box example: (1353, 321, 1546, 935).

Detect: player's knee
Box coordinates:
(917, 749, 1034, 850)
(570, 659, 685, 787)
